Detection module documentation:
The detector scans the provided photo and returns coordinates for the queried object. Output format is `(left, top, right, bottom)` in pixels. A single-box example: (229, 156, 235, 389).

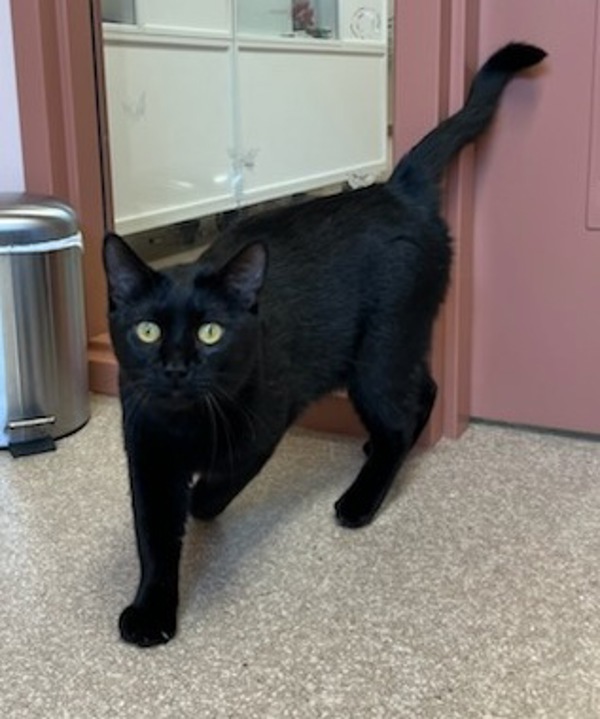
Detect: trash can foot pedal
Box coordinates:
(8, 436, 57, 457)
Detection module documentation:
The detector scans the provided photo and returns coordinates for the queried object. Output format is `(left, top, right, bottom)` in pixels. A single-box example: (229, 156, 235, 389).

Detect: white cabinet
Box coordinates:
(102, 1, 388, 235)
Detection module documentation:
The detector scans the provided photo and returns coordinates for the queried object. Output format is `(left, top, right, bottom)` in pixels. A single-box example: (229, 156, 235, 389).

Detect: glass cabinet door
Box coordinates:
(237, 48, 387, 204)
(101, 0, 389, 237)
(103, 41, 235, 235)
(101, 0, 230, 33)
(237, 1, 338, 39)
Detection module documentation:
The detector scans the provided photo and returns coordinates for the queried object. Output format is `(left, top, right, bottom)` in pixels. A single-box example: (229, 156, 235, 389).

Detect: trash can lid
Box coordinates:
(0, 193, 81, 253)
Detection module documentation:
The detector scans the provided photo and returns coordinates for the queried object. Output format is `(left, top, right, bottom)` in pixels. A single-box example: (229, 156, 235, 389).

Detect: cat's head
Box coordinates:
(103, 233, 267, 412)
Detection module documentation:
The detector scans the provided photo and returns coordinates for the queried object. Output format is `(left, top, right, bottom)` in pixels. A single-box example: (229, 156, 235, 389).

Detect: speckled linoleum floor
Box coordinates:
(2, 394, 600, 718)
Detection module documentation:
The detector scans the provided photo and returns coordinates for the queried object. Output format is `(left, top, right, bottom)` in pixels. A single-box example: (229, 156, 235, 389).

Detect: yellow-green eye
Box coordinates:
(198, 322, 224, 346)
(135, 321, 161, 344)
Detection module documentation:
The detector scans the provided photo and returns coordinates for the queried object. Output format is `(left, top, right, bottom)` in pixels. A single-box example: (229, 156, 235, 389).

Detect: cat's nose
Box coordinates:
(164, 361, 189, 380)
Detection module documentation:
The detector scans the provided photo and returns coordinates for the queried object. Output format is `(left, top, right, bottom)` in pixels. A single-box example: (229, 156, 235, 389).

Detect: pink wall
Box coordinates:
(471, 0, 600, 433)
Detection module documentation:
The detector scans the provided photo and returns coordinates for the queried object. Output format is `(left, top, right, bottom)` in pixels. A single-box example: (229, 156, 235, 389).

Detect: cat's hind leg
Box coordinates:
(336, 361, 436, 528)
(189, 450, 273, 520)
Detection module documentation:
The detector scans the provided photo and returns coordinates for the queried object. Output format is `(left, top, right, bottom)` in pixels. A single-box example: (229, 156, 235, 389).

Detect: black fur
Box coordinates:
(103, 43, 546, 646)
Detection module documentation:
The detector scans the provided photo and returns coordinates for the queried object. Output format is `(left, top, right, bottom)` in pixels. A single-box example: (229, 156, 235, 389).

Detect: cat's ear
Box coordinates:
(103, 232, 158, 306)
(220, 243, 267, 310)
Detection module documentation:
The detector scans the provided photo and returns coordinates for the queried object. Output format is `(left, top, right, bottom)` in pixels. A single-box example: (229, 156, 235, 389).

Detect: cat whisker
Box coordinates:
(122, 383, 151, 443)
(201, 393, 220, 477)
(211, 385, 261, 444)
(207, 391, 237, 478)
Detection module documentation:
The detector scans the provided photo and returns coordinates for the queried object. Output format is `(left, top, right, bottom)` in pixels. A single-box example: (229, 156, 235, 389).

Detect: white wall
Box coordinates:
(0, 0, 24, 192)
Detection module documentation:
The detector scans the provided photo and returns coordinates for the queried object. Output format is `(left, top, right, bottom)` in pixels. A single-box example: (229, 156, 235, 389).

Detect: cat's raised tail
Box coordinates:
(389, 42, 547, 188)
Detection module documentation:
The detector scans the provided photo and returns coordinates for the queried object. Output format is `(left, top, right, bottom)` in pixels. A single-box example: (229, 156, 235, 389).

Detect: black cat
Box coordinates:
(103, 43, 546, 647)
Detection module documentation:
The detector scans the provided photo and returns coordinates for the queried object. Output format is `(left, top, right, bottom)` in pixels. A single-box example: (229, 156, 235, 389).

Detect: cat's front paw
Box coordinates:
(119, 604, 176, 647)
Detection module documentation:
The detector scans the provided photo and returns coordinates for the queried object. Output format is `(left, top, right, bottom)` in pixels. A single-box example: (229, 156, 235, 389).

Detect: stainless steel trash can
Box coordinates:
(0, 194, 90, 456)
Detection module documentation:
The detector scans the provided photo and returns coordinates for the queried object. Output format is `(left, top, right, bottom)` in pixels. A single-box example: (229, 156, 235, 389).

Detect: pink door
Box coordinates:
(471, 0, 600, 434)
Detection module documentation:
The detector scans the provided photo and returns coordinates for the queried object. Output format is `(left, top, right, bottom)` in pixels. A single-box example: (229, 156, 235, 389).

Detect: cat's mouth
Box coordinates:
(152, 385, 198, 412)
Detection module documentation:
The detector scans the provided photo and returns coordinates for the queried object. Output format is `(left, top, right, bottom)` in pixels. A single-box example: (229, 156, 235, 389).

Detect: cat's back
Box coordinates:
(204, 183, 449, 348)
(197, 183, 450, 398)
(204, 182, 447, 290)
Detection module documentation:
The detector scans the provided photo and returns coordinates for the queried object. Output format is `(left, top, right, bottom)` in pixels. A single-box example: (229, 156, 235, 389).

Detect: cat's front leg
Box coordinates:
(120, 438, 190, 647)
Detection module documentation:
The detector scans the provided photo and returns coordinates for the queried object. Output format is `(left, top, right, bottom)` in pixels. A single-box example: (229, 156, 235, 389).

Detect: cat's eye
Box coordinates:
(135, 321, 162, 344)
(197, 322, 224, 346)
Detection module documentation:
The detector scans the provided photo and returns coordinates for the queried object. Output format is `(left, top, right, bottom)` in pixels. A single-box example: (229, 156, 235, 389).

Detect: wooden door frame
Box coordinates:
(392, 0, 480, 440)
(9, 0, 478, 442)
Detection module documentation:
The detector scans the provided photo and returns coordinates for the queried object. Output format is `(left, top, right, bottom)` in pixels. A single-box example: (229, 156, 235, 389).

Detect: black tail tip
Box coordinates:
(485, 42, 548, 74)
